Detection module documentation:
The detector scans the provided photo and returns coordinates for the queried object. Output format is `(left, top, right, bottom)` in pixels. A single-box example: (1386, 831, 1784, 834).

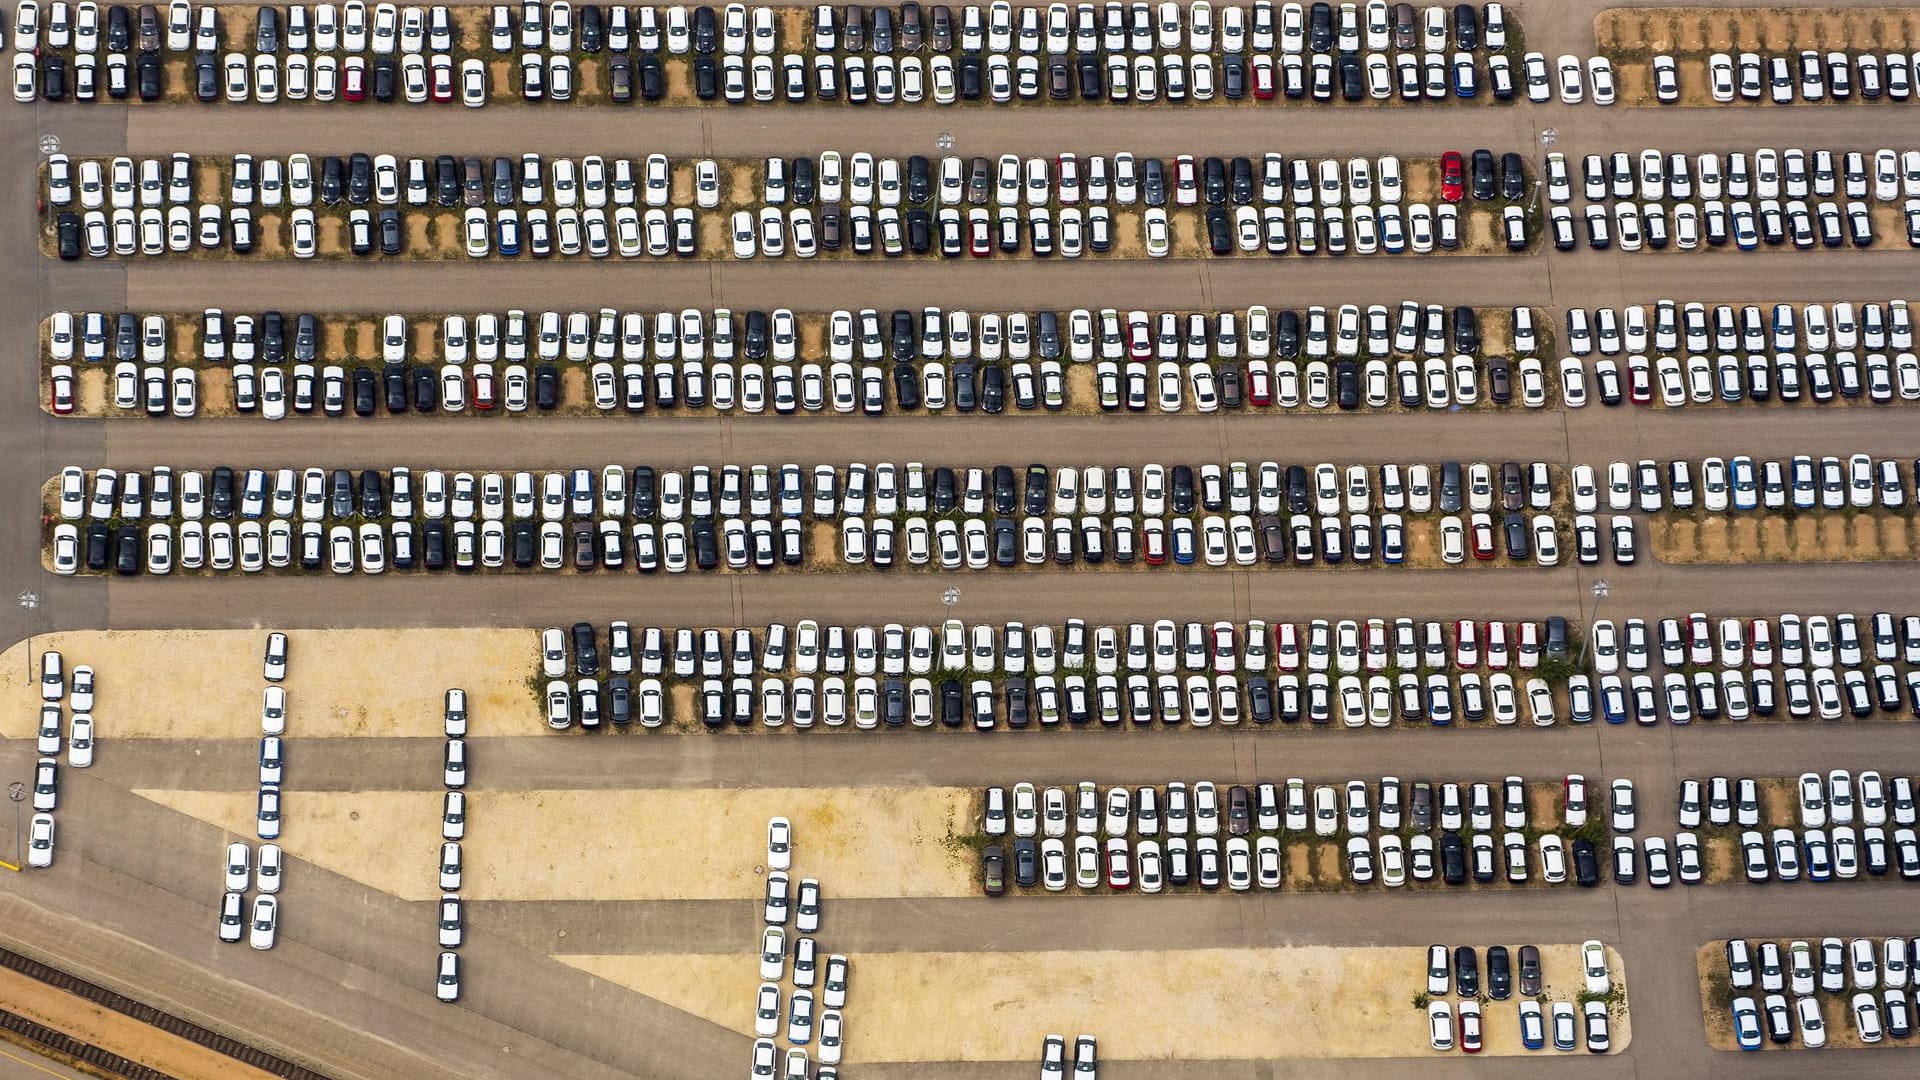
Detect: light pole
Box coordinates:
(1577, 579, 1610, 668)
(6, 782, 24, 867)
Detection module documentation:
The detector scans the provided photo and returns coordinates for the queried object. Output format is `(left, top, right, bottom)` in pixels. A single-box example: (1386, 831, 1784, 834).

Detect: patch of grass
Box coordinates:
(943, 829, 990, 856)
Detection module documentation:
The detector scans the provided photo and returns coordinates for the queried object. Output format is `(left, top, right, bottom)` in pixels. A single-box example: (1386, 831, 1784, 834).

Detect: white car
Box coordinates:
(436, 951, 460, 1002)
(1582, 940, 1611, 994)
(68, 715, 93, 767)
(257, 843, 284, 894)
(759, 927, 787, 980)
(247, 896, 278, 950)
(27, 814, 55, 868)
(1587, 56, 1615, 104)
(223, 841, 251, 891)
(1555, 53, 1583, 103)
(766, 816, 792, 871)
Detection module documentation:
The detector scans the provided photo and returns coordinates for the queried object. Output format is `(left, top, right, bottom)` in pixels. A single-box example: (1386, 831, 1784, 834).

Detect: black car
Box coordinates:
(1572, 838, 1600, 886)
(1501, 152, 1526, 199)
(411, 366, 438, 411)
(1012, 838, 1037, 887)
(255, 6, 281, 51)
(85, 523, 111, 571)
(1205, 209, 1232, 254)
(570, 622, 599, 675)
(1452, 2, 1479, 48)
(107, 4, 132, 49)
(1454, 946, 1480, 996)
(1487, 946, 1512, 999)
(1440, 833, 1467, 884)
(980, 365, 1005, 412)
(137, 52, 162, 99)
(114, 526, 142, 575)
(56, 214, 81, 260)
(1470, 149, 1495, 201)
(1308, 0, 1332, 50)
(378, 210, 403, 255)
(434, 156, 460, 206)
(940, 679, 965, 728)
(639, 55, 665, 99)
(352, 368, 377, 415)
(194, 51, 218, 100)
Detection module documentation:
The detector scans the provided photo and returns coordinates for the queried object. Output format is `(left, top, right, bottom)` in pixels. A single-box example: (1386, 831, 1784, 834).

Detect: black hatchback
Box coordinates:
(1470, 149, 1495, 201)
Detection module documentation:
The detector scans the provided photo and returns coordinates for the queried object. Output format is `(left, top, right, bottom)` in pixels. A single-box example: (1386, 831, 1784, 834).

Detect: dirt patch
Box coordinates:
(1596, 6, 1920, 105)
(0, 965, 279, 1080)
(1653, 511, 1920, 565)
(565, 943, 1625, 1062)
(1697, 940, 1892, 1051)
(136, 787, 975, 903)
(0, 629, 535, 739)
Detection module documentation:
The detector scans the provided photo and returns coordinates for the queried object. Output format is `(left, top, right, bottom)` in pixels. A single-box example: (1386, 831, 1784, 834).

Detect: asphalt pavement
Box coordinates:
(4, 0, 1920, 1076)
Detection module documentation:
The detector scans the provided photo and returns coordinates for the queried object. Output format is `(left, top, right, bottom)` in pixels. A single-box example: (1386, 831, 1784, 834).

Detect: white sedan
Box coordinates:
(248, 896, 278, 950)
(766, 816, 792, 871)
(27, 814, 54, 868)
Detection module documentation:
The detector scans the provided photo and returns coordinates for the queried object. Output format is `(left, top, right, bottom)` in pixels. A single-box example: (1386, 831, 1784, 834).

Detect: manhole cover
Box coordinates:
(38, 135, 60, 155)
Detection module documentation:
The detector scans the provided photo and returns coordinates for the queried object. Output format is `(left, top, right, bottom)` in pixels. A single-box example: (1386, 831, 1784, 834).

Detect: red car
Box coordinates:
(470, 364, 496, 410)
(1125, 312, 1151, 360)
(48, 365, 75, 414)
(430, 55, 455, 102)
(1459, 1002, 1482, 1053)
(1470, 513, 1496, 560)
(1245, 362, 1272, 405)
(1251, 54, 1275, 99)
(1440, 151, 1465, 203)
(1142, 520, 1167, 565)
(343, 56, 367, 101)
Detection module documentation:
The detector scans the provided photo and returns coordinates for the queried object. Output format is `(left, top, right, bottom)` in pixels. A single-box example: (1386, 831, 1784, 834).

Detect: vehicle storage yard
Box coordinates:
(6, 0, 1920, 1077)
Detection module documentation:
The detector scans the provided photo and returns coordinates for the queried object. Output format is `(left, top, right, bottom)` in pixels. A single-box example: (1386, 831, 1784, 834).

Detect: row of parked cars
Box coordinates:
(1728, 937, 1920, 1049)
(9, 0, 1526, 109)
(54, 191, 1523, 260)
(216, 635, 292, 951)
(46, 458, 1604, 574)
(53, 459, 1581, 526)
(64, 346, 1920, 419)
(433, 686, 472, 1004)
(1700, 48, 1920, 105)
(45, 149, 1514, 219)
(980, 777, 1620, 893)
(46, 304, 1528, 368)
(24, 652, 98, 869)
(1592, 613, 1920, 676)
(1575, 454, 1920, 516)
(1552, 147, 1920, 207)
(1546, 192, 1889, 252)
(78, 349, 1557, 418)
(9, 0, 1518, 64)
(546, 617, 1578, 680)
(754, 818, 851, 1077)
